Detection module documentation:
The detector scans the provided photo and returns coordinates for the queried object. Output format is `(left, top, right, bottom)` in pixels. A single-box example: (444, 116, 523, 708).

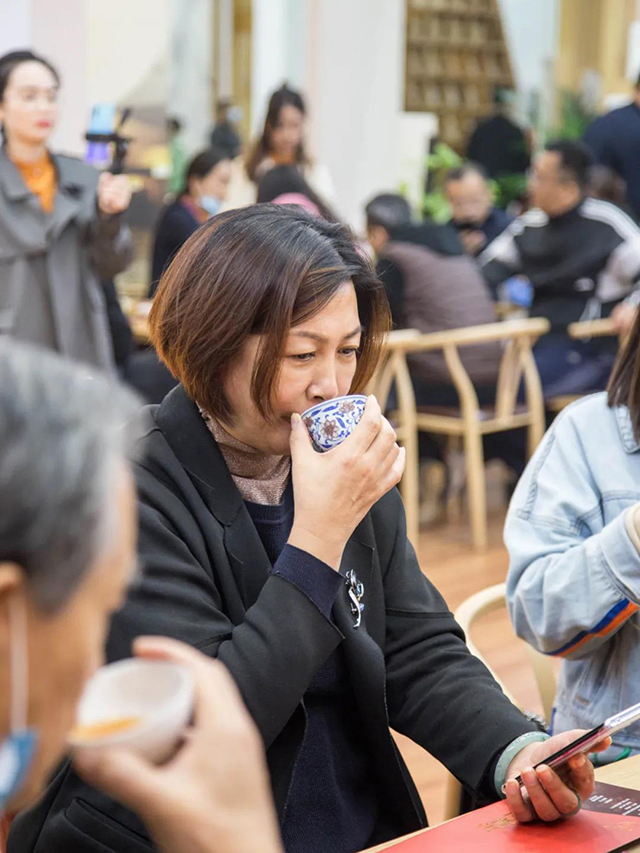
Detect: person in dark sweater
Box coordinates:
(210, 98, 242, 160)
(10, 206, 607, 853)
(150, 147, 232, 295)
(365, 192, 500, 407)
(257, 163, 338, 221)
(481, 140, 640, 398)
(444, 162, 514, 256)
(583, 73, 640, 221)
(466, 86, 530, 182)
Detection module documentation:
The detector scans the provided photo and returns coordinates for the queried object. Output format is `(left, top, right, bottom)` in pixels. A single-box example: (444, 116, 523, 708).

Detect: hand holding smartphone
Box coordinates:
(512, 701, 640, 787)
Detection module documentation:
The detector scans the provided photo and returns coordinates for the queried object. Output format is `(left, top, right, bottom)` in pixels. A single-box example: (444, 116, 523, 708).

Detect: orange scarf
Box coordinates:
(13, 153, 56, 214)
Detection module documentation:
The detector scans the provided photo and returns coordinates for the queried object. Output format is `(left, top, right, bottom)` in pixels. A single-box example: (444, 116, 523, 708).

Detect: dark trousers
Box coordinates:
(533, 334, 617, 399)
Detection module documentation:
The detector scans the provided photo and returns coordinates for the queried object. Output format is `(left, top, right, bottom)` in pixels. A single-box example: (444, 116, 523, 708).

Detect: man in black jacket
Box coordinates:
(481, 140, 640, 398)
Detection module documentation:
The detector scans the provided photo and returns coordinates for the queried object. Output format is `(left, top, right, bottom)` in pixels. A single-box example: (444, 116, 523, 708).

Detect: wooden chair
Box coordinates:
(442, 582, 557, 820)
(546, 317, 620, 414)
(371, 319, 550, 550)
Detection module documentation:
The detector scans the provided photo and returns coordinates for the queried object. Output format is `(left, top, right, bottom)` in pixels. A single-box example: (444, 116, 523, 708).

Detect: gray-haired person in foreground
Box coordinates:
(0, 342, 282, 853)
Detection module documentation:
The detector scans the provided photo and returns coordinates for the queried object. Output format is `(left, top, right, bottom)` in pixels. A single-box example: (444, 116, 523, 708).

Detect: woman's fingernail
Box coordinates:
(291, 413, 301, 427)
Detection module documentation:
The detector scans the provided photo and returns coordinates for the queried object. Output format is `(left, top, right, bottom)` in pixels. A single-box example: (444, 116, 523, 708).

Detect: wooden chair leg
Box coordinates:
(445, 435, 465, 521)
(464, 425, 488, 551)
(443, 773, 463, 821)
(401, 421, 420, 547)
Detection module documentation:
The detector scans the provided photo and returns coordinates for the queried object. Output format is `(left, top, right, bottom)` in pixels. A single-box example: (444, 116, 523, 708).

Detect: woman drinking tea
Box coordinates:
(13, 205, 609, 853)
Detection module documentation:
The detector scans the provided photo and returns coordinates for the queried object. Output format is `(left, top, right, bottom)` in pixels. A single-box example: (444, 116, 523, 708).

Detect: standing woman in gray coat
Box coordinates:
(0, 50, 133, 374)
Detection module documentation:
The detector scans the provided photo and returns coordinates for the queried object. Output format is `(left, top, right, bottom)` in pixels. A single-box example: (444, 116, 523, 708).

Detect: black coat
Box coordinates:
(149, 200, 199, 296)
(9, 386, 536, 852)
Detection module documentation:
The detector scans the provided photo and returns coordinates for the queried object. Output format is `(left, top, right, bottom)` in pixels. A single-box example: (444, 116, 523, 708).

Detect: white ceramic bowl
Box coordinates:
(301, 394, 367, 452)
(68, 659, 194, 764)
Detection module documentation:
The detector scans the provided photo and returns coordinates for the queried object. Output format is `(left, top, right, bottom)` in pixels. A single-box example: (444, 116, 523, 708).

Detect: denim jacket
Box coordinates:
(505, 393, 640, 753)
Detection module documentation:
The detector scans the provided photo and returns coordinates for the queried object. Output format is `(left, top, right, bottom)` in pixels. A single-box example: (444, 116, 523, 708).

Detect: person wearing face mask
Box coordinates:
(15, 205, 611, 853)
(0, 50, 133, 374)
(149, 147, 232, 297)
(0, 341, 283, 853)
(131, 149, 232, 406)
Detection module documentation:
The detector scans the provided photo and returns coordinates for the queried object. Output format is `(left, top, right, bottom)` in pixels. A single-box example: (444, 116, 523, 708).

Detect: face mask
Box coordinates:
(0, 594, 37, 814)
(200, 196, 223, 217)
(227, 106, 243, 124)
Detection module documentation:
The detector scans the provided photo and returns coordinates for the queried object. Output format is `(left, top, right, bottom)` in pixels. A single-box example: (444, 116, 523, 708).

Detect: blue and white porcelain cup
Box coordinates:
(301, 395, 368, 453)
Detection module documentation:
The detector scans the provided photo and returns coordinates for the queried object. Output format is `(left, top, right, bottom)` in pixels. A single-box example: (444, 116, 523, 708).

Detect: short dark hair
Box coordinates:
(444, 162, 489, 184)
(150, 204, 390, 423)
(608, 311, 640, 439)
(0, 341, 140, 612)
(180, 147, 229, 197)
(545, 140, 594, 191)
(365, 193, 412, 231)
(256, 165, 338, 221)
(0, 49, 60, 102)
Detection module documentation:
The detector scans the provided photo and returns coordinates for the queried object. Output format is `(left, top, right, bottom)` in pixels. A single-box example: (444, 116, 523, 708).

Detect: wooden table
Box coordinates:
(129, 313, 151, 346)
(120, 297, 152, 346)
(362, 754, 640, 851)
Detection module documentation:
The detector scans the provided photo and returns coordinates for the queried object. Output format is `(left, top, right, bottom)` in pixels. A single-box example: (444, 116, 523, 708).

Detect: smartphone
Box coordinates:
(512, 701, 640, 787)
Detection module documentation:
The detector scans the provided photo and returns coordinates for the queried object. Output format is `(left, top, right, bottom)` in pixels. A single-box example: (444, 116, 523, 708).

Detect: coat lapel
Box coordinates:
(47, 155, 90, 241)
(0, 148, 47, 250)
(223, 509, 273, 608)
(154, 386, 272, 608)
(0, 149, 90, 246)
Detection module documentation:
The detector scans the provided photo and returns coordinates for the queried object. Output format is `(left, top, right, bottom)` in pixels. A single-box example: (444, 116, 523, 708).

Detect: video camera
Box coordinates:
(85, 106, 133, 174)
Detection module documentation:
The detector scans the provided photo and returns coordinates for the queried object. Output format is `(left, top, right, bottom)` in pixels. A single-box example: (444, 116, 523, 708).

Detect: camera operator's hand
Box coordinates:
(97, 172, 132, 216)
(74, 638, 283, 853)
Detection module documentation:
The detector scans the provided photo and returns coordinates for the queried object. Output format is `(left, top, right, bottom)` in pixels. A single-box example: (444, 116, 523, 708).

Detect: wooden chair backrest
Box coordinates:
(372, 319, 550, 421)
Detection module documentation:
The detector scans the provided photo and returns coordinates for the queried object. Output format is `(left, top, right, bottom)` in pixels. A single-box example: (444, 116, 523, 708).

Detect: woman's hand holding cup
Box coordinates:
(288, 395, 405, 570)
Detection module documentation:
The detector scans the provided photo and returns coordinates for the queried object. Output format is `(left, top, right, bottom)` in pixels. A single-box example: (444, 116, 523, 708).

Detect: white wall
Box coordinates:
(498, 0, 559, 96)
(0, 0, 32, 56)
(251, 0, 290, 134)
(303, 0, 410, 230)
(251, 0, 310, 133)
(87, 0, 170, 105)
(169, 0, 213, 153)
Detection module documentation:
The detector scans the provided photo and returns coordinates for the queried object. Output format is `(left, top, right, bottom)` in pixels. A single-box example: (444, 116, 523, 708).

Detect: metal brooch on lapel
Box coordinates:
(345, 569, 365, 628)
